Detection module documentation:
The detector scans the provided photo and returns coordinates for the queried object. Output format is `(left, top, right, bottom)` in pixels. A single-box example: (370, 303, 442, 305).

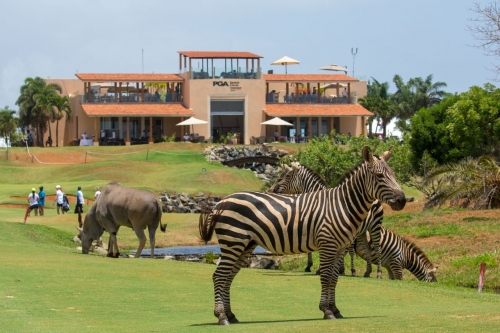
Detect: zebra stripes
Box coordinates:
(199, 146, 406, 324)
(268, 161, 385, 278)
(355, 227, 437, 281)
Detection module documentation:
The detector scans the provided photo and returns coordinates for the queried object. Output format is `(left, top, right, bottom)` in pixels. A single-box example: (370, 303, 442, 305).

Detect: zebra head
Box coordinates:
(362, 145, 406, 211)
(268, 163, 301, 194)
(424, 267, 438, 282)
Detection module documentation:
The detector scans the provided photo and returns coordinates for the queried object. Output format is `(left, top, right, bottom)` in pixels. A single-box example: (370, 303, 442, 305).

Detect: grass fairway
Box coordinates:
(1, 222, 500, 333)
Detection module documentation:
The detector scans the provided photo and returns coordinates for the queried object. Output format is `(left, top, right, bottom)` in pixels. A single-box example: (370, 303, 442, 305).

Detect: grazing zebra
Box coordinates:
(355, 227, 437, 281)
(199, 146, 406, 325)
(268, 161, 384, 279)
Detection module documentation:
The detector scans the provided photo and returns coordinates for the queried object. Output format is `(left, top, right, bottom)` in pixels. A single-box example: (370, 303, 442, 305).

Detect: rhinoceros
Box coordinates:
(79, 182, 166, 258)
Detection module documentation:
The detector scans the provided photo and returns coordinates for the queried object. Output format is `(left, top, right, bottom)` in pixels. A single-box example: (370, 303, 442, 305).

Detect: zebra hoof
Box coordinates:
(305, 267, 311, 272)
(363, 273, 371, 278)
(334, 311, 343, 319)
(229, 317, 239, 324)
(323, 310, 335, 319)
(218, 319, 230, 325)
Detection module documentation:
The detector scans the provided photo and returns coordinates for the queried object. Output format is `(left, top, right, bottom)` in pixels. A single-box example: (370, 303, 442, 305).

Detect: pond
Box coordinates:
(134, 245, 269, 256)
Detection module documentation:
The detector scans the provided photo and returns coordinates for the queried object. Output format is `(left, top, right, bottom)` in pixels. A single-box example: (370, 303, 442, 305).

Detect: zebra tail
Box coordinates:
(199, 198, 226, 244)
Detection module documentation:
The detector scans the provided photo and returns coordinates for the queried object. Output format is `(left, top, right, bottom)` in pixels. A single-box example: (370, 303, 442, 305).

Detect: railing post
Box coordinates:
(146, 149, 149, 161)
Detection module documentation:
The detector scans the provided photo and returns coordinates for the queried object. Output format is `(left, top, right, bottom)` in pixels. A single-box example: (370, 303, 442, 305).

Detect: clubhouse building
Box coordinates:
(45, 51, 372, 146)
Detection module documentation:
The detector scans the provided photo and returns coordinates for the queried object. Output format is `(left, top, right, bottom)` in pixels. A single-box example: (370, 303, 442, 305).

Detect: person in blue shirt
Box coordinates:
(38, 186, 46, 216)
(74, 186, 84, 214)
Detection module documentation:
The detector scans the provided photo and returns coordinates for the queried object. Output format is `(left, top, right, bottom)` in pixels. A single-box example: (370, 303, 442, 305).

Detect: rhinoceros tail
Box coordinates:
(199, 197, 226, 244)
(157, 198, 167, 233)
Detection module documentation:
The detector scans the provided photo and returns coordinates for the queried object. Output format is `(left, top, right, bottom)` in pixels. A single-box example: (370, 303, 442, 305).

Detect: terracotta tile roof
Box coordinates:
(81, 104, 195, 117)
(263, 74, 358, 82)
(178, 51, 262, 59)
(264, 104, 373, 117)
(75, 73, 183, 82)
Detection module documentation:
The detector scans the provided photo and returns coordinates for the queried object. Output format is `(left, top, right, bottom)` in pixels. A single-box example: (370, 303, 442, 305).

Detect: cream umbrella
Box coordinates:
(261, 117, 294, 142)
(176, 117, 208, 134)
(271, 56, 300, 74)
(319, 64, 350, 74)
(261, 117, 294, 126)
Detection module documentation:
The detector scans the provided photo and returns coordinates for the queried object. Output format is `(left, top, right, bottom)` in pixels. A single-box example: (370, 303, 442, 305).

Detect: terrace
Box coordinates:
(178, 51, 263, 80)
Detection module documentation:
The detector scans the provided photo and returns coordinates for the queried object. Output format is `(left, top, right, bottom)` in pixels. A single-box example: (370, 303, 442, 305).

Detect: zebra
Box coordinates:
(355, 227, 437, 281)
(199, 146, 406, 325)
(268, 161, 384, 279)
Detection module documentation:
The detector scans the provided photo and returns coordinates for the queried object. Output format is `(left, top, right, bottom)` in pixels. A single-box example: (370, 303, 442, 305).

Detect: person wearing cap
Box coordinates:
(53, 185, 64, 214)
(38, 186, 46, 216)
(24, 188, 39, 223)
(74, 186, 84, 214)
(94, 187, 101, 200)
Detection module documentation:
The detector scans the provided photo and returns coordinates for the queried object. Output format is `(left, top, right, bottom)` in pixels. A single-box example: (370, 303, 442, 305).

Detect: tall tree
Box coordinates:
(392, 74, 447, 134)
(359, 78, 396, 139)
(53, 95, 72, 147)
(16, 77, 62, 146)
(468, 1, 500, 77)
(0, 106, 19, 142)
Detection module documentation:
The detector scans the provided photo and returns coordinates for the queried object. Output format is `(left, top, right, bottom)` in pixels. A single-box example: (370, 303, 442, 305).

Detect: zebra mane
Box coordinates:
(401, 236, 434, 267)
(301, 165, 327, 187)
(336, 155, 382, 187)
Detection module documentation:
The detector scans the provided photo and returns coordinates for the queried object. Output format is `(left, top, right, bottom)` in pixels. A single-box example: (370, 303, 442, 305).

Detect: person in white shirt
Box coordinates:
(75, 186, 84, 214)
(82, 132, 87, 140)
(94, 187, 101, 200)
(24, 188, 40, 223)
(53, 185, 64, 215)
(342, 88, 348, 103)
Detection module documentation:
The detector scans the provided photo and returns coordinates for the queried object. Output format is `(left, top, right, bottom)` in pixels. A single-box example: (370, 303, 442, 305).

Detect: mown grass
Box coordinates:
(1, 222, 500, 333)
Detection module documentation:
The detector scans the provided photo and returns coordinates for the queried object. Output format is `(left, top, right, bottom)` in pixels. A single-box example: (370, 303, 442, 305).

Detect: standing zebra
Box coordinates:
(199, 146, 406, 325)
(355, 227, 437, 281)
(268, 161, 384, 278)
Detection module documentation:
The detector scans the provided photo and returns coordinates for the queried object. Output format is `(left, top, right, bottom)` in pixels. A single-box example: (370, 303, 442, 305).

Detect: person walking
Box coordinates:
(38, 186, 46, 216)
(24, 188, 39, 223)
(53, 185, 64, 214)
(94, 187, 101, 200)
(74, 186, 84, 214)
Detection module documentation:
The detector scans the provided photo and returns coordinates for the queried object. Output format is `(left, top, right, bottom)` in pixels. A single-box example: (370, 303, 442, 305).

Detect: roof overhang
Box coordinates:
(75, 73, 184, 82)
(178, 51, 262, 59)
(81, 104, 195, 117)
(264, 104, 373, 117)
(263, 74, 359, 83)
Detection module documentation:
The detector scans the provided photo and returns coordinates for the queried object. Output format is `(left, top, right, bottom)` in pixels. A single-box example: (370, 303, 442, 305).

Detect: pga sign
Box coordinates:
(213, 81, 229, 86)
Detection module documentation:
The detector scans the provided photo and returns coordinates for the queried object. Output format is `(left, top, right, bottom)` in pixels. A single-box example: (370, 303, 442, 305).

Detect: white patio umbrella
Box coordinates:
(319, 64, 350, 74)
(176, 117, 208, 134)
(261, 117, 293, 126)
(271, 56, 300, 74)
(261, 117, 294, 142)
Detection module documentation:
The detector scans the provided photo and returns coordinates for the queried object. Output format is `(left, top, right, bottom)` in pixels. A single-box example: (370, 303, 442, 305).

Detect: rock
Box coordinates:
(248, 255, 280, 270)
(164, 255, 175, 260)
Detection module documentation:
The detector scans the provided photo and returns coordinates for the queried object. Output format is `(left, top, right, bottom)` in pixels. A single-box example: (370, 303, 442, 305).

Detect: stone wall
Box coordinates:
(160, 145, 288, 214)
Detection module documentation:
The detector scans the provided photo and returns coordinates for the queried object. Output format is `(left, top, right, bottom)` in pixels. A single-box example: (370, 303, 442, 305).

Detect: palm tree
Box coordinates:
(411, 74, 448, 109)
(16, 77, 62, 146)
(53, 95, 72, 147)
(359, 78, 396, 139)
(0, 106, 19, 144)
(423, 155, 500, 209)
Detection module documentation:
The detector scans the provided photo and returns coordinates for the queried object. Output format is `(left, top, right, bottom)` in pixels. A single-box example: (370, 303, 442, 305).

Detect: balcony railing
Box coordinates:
(184, 67, 262, 80)
(266, 93, 357, 104)
(82, 92, 183, 104)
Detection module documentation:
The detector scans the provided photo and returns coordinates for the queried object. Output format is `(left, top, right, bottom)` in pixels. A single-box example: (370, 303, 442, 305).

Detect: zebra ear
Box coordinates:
(381, 146, 394, 162)
(284, 164, 292, 171)
(362, 146, 374, 169)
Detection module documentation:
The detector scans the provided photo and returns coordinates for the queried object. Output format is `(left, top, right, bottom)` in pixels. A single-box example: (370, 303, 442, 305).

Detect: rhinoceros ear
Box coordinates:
(76, 226, 83, 232)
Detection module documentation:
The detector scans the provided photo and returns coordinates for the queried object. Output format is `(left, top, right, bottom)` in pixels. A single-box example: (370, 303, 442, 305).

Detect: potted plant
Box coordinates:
(231, 133, 239, 145)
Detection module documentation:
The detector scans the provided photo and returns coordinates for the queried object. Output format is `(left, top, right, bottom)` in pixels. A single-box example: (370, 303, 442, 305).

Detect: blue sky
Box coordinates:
(0, 0, 495, 112)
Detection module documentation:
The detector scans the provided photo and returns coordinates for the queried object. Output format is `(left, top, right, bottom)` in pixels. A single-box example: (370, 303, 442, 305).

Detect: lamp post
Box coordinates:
(351, 47, 358, 78)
